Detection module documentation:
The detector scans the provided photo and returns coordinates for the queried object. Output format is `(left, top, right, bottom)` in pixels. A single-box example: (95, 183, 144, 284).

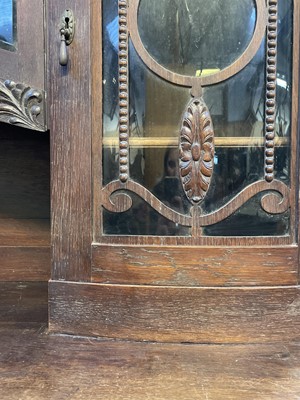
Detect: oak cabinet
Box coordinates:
(49, 0, 300, 343)
(1, 1, 300, 342)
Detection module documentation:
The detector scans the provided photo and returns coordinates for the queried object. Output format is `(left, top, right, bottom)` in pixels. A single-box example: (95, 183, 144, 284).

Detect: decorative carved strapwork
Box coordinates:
(265, 0, 278, 183)
(101, 179, 290, 227)
(0, 80, 46, 131)
(179, 98, 214, 204)
(118, 0, 129, 183)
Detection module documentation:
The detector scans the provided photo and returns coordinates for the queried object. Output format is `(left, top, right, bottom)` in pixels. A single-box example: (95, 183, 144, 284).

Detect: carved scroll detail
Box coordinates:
(179, 98, 214, 204)
(102, 180, 192, 226)
(118, 0, 129, 182)
(0, 80, 46, 131)
(265, 0, 278, 182)
(102, 179, 290, 227)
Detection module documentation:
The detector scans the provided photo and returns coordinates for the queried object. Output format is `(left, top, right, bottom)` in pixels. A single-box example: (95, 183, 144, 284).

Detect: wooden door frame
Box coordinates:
(48, 0, 94, 282)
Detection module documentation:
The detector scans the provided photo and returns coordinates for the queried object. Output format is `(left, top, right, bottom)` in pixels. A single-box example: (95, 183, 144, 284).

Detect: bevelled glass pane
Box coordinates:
(204, 196, 290, 236)
(127, 38, 267, 215)
(103, 192, 189, 236)
(0, 0, 16, 50)
(275, 0, 292, 183)
(102, 0, 293, 237)
(203, 0, 292, 236)
(138, 0, 256, 76)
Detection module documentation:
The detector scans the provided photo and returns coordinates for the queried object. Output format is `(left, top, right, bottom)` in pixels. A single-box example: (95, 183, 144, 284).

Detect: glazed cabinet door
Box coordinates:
(49, 0, 300, 343)
(95, 0, 299, 286)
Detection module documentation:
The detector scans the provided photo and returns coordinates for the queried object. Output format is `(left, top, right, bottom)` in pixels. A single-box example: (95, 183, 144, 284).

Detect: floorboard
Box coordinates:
(0, 324, 300, 399)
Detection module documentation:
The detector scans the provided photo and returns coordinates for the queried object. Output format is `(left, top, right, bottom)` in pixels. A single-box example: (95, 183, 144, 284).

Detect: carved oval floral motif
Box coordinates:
(179, 98, 214, 204)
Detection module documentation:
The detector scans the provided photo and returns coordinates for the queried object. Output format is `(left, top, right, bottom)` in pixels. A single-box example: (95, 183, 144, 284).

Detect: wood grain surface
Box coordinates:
(0, 109, 50, 282)
(48, 0, 92, 281)
(0, 247, 50, 282)
(92, 245, 298, 287)
(0, 282, 48, 325)
(1, 324, 300, 399)
(49, 281, 300, 344)
(0, 219, 50, 247)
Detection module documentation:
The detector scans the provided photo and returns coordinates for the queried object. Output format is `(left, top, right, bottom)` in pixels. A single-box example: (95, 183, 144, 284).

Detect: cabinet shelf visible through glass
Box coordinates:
(102, 136, 289, 148)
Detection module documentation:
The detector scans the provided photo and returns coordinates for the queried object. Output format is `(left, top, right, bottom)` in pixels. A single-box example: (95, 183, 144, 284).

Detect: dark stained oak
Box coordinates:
(49, 0, 300, 343)
(0, 282, 48, 325)
(1, 324, 300, 400)
(0, 247, 50, 282)
(91, 0, 103, 241)
(0, 219, 50, 247)
(0, 117, 50, 282)
(179, 97, 215, 205)
(118, 0, 130, 183)
(100, 179, 291, 235)
(49, 281, 300, 344)
(1, 282, 300, 400)
(92, 245, 298, 287)
(48, 0, 92, 281)
(264, 0, 278, 183)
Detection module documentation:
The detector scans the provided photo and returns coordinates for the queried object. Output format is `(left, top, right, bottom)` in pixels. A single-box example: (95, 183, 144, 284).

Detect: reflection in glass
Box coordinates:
(102, 0, 292, 237)
(204, 196, 290, 236)
(127, 38, 269, 215)
(275, 0, 292, 183)
(103, 192, 190, 236)
(138, 0, 256, 76)
(0, 0, 16, 49)
(203, 0, 292, 236)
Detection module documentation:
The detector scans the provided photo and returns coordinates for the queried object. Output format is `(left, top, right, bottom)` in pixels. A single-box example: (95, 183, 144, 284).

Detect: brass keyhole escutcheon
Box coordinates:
(59, 9, 75, 66)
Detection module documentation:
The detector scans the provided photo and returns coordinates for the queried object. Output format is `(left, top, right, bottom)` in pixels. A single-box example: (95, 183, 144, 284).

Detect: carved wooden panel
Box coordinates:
(0, 79, 46, 131)
(179, 98, 214, 204)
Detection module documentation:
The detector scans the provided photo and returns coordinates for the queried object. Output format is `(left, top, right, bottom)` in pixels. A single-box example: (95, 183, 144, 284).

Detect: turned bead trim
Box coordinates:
(265, 0, 278, 183)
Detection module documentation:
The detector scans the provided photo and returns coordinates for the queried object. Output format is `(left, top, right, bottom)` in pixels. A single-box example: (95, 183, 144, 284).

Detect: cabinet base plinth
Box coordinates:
(49, 281, 300, 344)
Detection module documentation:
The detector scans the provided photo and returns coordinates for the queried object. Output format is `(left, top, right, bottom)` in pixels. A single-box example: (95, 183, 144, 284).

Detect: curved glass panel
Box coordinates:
(102, 0, 293, 238)
(138, 0, 256, 76)
(203, 0, 293, 236)
(0, 0, 16, 50)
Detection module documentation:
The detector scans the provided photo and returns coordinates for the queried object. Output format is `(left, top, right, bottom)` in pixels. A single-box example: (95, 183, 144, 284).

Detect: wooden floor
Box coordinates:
(1, 283, 300, 400)
(1, 325, 300, 400)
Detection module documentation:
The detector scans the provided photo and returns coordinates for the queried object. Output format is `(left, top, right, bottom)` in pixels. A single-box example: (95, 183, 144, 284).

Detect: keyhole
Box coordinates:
(65, 17, 70, 29)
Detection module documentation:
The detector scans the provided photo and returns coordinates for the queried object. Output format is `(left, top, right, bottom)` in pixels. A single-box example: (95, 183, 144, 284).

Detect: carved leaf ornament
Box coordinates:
(179, 98, 214, 204)
(0, 80, 45, 131)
